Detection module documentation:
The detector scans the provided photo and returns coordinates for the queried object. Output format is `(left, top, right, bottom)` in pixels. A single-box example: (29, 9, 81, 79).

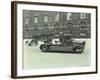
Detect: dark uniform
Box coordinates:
(59, 33, 72, 45)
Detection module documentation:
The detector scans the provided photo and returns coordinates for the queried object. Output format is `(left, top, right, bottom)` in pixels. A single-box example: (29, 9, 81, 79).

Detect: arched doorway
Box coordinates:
(33, 25, 39, 30)
(78, 21, 87, 27)
(65, 22, 73, 34)
(78, 21, 89, 38)
(65, 22, 73, 27)
(43, 24, 49, 29)
(53, 23, 60, 34)
(54, 23, 60, 28)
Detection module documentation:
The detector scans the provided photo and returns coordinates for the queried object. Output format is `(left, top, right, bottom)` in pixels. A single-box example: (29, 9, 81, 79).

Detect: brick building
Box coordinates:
(23, 10, 91, 39)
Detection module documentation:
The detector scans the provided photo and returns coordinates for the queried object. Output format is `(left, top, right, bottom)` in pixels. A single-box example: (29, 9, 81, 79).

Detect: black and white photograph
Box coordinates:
(11, 1, 97, 78)
(23, 10, 90, 69)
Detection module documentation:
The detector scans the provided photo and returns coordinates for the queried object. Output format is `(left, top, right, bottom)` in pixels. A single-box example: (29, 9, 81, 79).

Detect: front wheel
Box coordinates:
(73, 46, 83, 53)
(40, 44, 49, 52)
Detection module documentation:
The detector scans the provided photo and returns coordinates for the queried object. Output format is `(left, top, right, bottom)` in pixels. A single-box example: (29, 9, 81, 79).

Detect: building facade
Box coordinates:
(23, 10, 91, 39)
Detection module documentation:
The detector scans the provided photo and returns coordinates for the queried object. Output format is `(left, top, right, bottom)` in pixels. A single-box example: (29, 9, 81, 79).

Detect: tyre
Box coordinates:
(73, 46, 83, 53)
(40, 44, 49, 52)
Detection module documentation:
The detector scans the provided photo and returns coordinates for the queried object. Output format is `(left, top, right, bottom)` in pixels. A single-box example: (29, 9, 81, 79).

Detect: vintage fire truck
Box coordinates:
(40, 34, 85, 53)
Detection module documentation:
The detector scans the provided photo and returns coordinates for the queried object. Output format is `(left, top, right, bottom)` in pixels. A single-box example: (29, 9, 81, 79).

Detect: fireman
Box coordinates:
(59, 32, 64, 45)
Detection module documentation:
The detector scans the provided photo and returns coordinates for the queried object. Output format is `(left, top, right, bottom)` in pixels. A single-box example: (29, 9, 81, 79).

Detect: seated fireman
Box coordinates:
(59, 32, 73, 45)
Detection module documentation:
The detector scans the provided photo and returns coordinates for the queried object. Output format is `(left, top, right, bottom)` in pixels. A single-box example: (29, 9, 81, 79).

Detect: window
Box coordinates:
(44, 16, 48, 22)
(24, 10, 29, 17)
(55, 13, 59, 21)
(34, 16, 38, 23)
(25, 18, 29, 25)
(80, 33, 86, 36)
(67, 13, 72, 20)
(80, 13, 86, 19)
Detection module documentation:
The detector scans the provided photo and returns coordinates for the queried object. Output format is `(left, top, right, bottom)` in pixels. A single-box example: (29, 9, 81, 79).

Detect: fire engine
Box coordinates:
(40, 34, 85, 53)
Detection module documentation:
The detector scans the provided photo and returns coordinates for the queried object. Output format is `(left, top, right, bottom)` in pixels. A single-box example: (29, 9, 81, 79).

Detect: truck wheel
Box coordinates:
(73, 46, 82, 53)
(40, 45, 49, 52)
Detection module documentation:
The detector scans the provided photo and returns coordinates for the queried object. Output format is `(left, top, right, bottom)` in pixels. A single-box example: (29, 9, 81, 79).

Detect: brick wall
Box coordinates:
(23, 10, 91, 39)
